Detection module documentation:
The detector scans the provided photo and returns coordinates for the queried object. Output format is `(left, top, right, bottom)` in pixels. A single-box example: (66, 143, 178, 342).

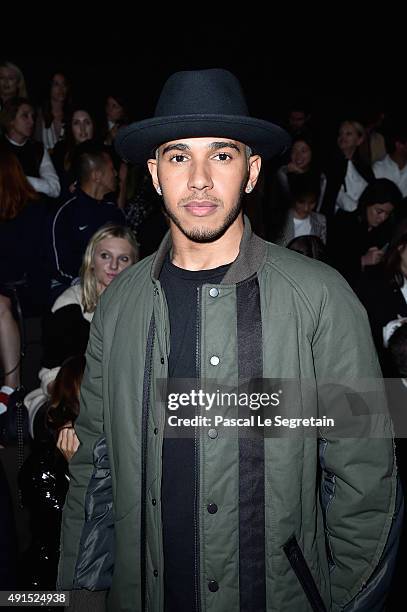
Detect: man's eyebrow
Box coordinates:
(208, 141, 242, 153)
(161, 141, 243, 156)
(161, 143, 191, 155)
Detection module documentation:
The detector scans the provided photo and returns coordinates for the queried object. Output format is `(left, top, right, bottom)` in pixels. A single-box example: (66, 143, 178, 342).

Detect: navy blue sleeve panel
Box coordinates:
(342, 477, 404, 612)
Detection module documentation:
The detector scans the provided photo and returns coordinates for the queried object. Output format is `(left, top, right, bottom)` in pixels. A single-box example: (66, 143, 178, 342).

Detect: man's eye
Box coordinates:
(170, 154, 188, 163)
(214, 153, 231, 161)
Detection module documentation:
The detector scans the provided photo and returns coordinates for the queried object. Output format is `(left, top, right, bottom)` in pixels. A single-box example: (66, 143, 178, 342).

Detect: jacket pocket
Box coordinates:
(283, 535, 327, 612)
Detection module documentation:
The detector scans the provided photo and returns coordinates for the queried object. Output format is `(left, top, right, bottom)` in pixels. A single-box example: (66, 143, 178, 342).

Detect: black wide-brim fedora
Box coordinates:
(115, 68, 291, 165)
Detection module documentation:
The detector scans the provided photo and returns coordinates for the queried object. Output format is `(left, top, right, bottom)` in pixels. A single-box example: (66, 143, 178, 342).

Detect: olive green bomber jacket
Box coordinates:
(58, 218, 399, 612)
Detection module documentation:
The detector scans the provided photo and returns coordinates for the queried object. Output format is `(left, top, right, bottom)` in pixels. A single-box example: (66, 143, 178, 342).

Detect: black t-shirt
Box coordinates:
(159, 254, 231, 612)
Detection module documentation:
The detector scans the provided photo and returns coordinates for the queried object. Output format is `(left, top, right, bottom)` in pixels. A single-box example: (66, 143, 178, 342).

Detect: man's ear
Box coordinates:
(147, 158, 161, 194)
(246, 155, 262, 192)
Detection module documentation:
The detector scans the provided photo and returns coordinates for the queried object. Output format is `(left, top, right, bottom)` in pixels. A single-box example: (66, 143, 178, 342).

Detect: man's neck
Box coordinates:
(170, 215, 244, 271)
(390, 152, 407, 170)
(80, 182, 106, 201)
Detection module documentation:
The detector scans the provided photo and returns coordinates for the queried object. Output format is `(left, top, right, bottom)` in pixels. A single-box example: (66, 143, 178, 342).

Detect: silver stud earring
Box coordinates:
(157, 186, 162, 195)
(246, 184, 253, 193)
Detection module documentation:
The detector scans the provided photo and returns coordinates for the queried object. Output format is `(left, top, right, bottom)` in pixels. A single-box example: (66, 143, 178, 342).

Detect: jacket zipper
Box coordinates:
(194, 286, 201, 612)
(283, 535, 327, 612)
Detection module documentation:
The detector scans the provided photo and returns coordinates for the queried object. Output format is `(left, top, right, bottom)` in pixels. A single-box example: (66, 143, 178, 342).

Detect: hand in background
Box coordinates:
(361, 247, 384, 268)
(57, 422, 80, 461)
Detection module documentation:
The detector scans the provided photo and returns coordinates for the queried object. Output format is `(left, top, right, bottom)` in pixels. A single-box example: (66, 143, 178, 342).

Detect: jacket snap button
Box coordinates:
(160, 357, 164, 364)
(154, 428, 158, 435)
(210, 355, 220, 366)
(208, 580, 219, 592)
(207, 503, 218, 514)
(209, 287, 219, 297)
(208, 428, 218, 439)
(152, 499, 157, 506)
(153, 570, 158, 577)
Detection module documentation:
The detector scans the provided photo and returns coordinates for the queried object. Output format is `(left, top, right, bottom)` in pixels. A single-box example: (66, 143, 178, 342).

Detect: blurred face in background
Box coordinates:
(51, 73, 68, 103)
(366, 202, 394, 229)
(72, 110, 94, 144)
(8, 103, 34, 142)
(105, 96, 124, 124)
(398, 244, 407, 277)
(93, 237, 135, 293)
(293, 195, 317, 219)
(97, 154, 118, 195)
(290, 140, 312, 171)
(337, 122, 364, 156)
(0, 66, 19, 101)
(288, 110, 307, 132)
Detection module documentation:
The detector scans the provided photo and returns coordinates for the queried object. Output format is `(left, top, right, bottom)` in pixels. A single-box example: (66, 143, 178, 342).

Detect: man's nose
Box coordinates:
(187, 161, 213, 191)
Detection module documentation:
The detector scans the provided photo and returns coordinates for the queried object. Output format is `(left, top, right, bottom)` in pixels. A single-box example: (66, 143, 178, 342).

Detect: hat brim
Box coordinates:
(115, 114, 291, 164)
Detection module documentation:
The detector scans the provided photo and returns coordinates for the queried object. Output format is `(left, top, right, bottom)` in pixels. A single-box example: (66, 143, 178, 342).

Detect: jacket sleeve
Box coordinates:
(312, 272, 400, 610)
(58, 299, 113, 591)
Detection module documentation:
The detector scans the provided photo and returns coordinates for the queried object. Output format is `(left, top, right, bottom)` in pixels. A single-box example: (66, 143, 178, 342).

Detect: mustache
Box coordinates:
(178, 195, 222, 206)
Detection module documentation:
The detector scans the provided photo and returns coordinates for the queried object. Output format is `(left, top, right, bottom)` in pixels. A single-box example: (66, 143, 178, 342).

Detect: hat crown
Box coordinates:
(154, 69, 250, 118)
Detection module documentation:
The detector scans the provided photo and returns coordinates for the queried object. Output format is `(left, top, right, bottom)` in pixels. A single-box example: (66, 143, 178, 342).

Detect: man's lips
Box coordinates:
(183, 201, 218, 216)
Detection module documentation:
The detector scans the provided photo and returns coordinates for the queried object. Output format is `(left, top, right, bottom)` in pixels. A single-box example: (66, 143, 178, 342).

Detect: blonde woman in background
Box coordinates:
(0, 60, 27, 109)
(24, 224, 139, 440)
(320, 119, 375, 221)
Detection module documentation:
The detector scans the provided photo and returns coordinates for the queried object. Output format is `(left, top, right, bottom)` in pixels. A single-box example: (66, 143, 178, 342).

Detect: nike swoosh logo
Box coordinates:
(78, 225, 88, 231)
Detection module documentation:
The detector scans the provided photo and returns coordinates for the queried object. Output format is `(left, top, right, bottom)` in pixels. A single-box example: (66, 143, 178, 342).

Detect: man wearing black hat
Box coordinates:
(58, 70, 401, 612)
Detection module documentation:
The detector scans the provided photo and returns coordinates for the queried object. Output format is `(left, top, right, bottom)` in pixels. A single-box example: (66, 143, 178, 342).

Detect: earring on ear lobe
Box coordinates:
(157, 186, 162, 195)
(246, 184, 253, 193)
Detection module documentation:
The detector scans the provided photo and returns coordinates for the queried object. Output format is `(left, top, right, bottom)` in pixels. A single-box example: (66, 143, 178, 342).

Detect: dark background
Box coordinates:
(5, 17, 405, 130)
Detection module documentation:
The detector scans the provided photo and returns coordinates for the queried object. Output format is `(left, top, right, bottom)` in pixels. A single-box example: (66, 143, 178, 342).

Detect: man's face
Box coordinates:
(148, 137, 261, 242)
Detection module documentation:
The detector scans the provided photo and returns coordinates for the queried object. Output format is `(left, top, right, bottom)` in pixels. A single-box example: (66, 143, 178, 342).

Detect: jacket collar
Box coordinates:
(151, 214, 267, 285)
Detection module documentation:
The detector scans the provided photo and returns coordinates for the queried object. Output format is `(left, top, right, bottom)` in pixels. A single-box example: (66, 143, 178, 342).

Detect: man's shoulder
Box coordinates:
(260, 241, 366, 324)
(54, 192, 79, 214)
(261, 240, 351, 295)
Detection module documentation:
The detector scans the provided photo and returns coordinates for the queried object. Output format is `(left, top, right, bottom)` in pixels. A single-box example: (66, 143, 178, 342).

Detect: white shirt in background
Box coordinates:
(335, 160, 368, 213)
(373, 155, 407, 198)
(293, 216, 312, 238)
